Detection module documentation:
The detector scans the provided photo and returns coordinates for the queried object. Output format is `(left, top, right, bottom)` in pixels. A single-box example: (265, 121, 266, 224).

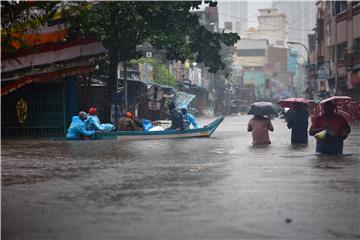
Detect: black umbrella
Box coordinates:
(247, 102, 279, 116)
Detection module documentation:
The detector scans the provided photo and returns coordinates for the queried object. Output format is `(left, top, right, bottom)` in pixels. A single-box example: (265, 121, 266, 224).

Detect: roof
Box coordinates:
(1, 63, 95, 96)
(2, 37, 105, 74)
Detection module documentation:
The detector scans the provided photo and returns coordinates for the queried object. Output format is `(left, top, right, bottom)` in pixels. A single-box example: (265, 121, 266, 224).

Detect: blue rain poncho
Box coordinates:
(142, 119, 153, 131)
(85, 115, 115, 131)
(184, 113, 199, 129)
(286, 110, 309, 144)
(66, 116, 95, 140)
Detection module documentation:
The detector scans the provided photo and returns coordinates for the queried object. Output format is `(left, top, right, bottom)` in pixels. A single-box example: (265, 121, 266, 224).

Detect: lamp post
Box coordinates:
(287, 41, 310, 64)
(288, 41, 312, 99)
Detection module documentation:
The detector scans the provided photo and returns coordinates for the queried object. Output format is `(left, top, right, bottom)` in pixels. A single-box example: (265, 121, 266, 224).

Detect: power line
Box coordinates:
(289, 5, 313, 25)
(219, 12, 314, 32)
(272, 0, 315, 25)
(241, 29, 312, 42)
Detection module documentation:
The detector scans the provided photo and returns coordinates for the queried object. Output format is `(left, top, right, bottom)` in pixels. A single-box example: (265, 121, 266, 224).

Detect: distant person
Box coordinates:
(166, 102, 186, 130)
(181, 107, 199, 129)
(66, 111, 95, 140)
(85, 107, 115, 131)
(117, 111, 142, 131)
(309, 101, 351, 154)
(247, 115, 274, 145)
(287, 102, 309, 144)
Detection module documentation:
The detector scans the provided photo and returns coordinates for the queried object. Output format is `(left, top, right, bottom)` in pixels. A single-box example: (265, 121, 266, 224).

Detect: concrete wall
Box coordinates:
(266, 47, 288, 72)
(337, 20, 347, 43)
(354, 14, 360, 38)
(233, 39, 268, 67)
(257, 9, 288, 48)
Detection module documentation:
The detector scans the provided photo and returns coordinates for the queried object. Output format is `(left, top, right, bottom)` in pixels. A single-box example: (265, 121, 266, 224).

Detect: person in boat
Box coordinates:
(181, 107, 199, 129)
(129, 111, 144, 131)
(166, 102, 186, 130)
(247, 114, 274, 145)
(117, 111, 142, 131)
(309, 101, 351, 154)
(85, 107, 115, 131)
(66, 111, 96, 140)
(286, 102, 309, 145)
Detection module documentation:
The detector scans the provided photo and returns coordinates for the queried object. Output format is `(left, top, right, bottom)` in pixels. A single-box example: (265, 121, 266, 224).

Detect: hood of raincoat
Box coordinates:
(72, 116, 84, 123)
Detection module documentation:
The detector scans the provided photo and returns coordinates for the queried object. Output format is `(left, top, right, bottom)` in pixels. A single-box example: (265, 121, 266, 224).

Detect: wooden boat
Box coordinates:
(93, 116, 224, 141)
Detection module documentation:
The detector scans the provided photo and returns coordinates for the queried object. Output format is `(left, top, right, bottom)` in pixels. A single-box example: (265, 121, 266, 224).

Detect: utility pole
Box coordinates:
(124, 60, 128, 110)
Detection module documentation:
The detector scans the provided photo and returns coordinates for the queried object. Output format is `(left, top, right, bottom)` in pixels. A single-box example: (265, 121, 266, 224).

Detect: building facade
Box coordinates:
(1, 31, 104, 137)
(272, 1, 317, 60)
(243, 9, 289, 48)
(314, 1, 360, 101)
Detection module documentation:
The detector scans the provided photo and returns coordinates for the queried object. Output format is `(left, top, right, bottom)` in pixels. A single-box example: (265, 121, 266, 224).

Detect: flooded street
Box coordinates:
(2, 115, 360, 239)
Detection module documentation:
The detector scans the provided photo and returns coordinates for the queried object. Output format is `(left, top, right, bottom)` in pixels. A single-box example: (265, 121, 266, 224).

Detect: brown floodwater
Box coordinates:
(2, 115, 360, 239)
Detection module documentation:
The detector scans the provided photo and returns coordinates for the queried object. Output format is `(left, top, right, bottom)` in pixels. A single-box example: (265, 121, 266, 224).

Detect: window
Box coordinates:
(333, 1, 348, 15)
(237, 49, 266, 56)
(336, 42, 347, 59)
(352, 37, 360, 54)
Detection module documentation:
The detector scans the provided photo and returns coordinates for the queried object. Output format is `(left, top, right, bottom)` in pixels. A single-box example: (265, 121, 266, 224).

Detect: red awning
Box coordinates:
(1, 64, 95, 96)
(2, 37, 104, 73)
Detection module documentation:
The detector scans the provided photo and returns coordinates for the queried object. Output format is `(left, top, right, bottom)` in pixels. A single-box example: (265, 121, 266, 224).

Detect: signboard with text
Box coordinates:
(317, 62, 330, 81)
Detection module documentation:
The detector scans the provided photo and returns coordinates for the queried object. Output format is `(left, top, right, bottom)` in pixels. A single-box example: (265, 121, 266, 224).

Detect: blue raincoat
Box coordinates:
(184, 113, 199, 129)
(142, 119, 153, 131)
(287, 110, 309, 144)
(66, 116, 95, 140)
(85, 115, 115, 131)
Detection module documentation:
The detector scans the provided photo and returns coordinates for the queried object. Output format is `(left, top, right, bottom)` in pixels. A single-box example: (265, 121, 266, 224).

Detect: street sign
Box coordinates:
(317, 62, 330, 81)
(147, 86, 163, 101)
(305, 64, 317, 71)
(148, 101, 161, 111)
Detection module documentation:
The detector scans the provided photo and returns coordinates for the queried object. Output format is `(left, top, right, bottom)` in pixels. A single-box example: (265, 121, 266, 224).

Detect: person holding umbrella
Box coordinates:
(247, 102, 276, 145)
(286, 102, 309, 144)
(278, 98, 309, 145)
(309, 101, 351, 154)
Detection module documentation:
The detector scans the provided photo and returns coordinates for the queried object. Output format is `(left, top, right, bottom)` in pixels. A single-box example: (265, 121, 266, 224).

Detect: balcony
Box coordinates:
(351, 53, 360, 68)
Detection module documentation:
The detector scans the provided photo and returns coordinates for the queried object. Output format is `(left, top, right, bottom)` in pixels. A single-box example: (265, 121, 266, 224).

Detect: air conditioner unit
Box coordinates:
(146, 52, 152, 58)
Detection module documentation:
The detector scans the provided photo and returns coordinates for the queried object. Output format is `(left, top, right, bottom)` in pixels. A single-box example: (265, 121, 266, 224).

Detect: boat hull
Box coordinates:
(94, 116, 224, 141)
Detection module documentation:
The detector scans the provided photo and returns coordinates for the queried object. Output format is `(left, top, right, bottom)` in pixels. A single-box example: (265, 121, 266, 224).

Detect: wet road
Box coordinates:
(2, 116, 360, 239)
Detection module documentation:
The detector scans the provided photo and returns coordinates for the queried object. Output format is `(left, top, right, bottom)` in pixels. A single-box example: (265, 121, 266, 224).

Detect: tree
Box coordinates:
(130, 57, 177, 88)
(67, 1, 240, 120)
(153, 64, 177, 88)
(1, 1, 65, 55)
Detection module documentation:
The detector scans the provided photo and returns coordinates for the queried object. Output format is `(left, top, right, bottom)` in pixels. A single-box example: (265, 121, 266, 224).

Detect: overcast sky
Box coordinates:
(247, 1, 273, 28)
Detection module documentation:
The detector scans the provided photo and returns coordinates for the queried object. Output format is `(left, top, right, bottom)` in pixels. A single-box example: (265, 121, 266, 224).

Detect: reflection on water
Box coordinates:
(2, 116, 360, 239)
